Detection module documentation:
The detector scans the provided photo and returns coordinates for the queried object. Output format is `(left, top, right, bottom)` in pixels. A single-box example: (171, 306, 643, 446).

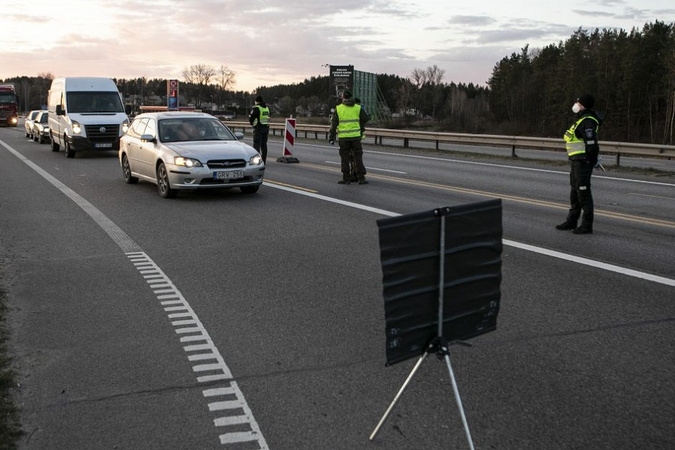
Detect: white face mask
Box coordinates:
(572, 103, 581, 114)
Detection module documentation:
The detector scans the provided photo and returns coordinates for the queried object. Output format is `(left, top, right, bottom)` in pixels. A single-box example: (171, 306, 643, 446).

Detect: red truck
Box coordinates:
(0, 83, 19, 127)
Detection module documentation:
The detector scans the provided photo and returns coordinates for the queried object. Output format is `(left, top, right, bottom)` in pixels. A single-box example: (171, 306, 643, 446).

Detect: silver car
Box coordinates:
(24, 110, 43, 138)
(119, 112, 265, 198)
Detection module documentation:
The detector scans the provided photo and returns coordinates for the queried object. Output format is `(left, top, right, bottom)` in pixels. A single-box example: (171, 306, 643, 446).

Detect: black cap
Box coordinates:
(255, 95, 263, 103)
(577, 94, 595, 109)
(342, 90, 352, 99)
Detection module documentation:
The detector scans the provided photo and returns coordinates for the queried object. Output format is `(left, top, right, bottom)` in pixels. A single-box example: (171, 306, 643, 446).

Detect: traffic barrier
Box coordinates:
(277, 118, 300, 163)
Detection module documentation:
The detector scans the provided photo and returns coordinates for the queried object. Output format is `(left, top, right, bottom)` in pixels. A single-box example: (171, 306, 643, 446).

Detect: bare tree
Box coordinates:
(216, 66, 236, 110)
(182, 64, 217, 107)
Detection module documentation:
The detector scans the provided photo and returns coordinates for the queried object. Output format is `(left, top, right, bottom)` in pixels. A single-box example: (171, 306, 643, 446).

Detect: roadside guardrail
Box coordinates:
(222, 121, 675, 166)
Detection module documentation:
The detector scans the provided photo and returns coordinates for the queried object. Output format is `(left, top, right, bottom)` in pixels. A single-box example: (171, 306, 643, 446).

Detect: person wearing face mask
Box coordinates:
(556, 94, 602, 234)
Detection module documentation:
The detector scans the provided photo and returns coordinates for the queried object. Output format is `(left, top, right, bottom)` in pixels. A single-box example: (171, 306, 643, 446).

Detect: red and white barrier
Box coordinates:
(277, 118, 300, 163)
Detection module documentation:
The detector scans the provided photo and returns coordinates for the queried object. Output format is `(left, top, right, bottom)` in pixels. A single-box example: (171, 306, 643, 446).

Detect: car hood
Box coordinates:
(164, 140, 258, 160)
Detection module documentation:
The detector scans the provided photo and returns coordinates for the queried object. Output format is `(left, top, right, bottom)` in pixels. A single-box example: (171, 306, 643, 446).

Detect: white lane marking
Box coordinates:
(324, 160, 407, 174)
(264, 182, 675, 288)
(1, 139, 269, 449)
(303, 142, 675, 187)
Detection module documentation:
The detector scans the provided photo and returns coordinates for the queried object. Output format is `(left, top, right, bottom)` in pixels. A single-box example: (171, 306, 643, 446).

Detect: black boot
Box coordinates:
(555, 221, 575, 230)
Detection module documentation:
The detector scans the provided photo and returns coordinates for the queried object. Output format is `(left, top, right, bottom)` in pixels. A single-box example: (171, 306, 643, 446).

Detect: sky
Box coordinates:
(1, 0, 674, 92)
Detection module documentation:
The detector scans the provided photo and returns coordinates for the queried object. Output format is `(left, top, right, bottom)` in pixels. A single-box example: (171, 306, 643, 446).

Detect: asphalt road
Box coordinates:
(1, 123, 674, 450)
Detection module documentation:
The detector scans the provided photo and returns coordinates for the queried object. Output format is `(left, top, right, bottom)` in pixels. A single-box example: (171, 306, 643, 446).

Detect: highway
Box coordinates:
(1, 123, 674, 450)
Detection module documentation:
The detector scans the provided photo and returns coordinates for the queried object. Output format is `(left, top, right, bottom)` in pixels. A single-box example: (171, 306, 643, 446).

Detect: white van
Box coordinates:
(48, 77, 130, 158)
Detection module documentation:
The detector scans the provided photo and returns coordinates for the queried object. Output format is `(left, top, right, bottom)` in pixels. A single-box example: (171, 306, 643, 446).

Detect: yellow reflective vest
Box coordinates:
(253, 105, 269, 127)
(336, 104, 362, 139)
(564, 116, 599, 157)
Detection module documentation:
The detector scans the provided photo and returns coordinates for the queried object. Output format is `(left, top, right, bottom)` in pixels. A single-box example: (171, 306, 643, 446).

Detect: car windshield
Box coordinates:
(39, 114, 48, 123)
(158, 117, 238, 143)
(66, 91, 124, 113)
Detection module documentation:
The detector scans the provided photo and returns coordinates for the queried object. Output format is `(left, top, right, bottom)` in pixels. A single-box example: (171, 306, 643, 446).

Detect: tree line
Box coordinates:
(2, 21, 673, 145)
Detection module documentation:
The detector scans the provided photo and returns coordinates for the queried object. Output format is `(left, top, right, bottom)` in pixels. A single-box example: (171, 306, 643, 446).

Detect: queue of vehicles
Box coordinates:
(17, 77, 265, 198)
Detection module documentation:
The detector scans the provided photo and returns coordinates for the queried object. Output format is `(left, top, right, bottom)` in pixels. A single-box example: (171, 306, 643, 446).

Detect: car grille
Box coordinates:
(84, 124, 119, 141)
(206, 159, 247, 169)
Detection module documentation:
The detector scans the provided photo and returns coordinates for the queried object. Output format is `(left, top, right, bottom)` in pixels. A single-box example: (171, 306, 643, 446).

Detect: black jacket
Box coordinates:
(574, 109, 602, 165)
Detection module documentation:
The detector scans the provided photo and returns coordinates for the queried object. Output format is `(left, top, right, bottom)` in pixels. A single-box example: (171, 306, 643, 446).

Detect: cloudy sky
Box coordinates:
(2, 0, 674, 92)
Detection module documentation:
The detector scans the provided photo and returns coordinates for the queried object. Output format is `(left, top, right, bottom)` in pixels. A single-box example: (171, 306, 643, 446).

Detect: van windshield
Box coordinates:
(66, 91, 124, 113)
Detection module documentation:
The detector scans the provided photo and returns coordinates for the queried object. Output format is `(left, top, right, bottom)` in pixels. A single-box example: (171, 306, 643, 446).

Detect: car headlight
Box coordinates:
(122, 119, 129, 133)
(72, 121, 82, 135)
(174, 156, 203, 168)
(249, 154, 263, 165)
(44, 127, 49, 132)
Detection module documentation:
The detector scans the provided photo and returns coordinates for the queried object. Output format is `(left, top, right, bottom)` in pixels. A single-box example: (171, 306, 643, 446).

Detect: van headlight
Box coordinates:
(72, 121, 82, 135)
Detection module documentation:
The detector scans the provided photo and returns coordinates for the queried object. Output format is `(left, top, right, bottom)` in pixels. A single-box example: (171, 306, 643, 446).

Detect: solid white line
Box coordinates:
(264, 182, 675, 288)
(324, 160, 407, 174)
(302, 142, 675, 187)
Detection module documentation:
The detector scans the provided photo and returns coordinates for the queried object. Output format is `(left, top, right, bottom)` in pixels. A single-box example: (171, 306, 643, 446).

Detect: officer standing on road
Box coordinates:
(328, 90, 370, 184)
(249, 95, 270, 163)
(556, 94, 602, 234)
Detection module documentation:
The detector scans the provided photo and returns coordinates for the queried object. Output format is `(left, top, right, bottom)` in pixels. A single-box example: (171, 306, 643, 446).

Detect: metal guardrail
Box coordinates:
(222, 120, 675, 166)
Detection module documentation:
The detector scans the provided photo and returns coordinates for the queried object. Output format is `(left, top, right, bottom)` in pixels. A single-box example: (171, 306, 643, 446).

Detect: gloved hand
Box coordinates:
(328, 140, 334, 145)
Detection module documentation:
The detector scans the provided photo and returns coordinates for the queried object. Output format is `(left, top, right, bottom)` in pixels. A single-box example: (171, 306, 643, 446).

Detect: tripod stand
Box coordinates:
(370, 207, 477, 449)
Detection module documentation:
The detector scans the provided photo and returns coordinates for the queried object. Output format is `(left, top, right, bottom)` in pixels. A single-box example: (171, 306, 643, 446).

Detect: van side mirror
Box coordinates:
(125, 105, 132, 115)
(56, 105, 64, 116)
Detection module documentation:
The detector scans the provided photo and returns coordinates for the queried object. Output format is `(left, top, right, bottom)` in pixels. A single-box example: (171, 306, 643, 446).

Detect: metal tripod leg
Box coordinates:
(442, 346, 475, 450)
(369, 351, 429, 441)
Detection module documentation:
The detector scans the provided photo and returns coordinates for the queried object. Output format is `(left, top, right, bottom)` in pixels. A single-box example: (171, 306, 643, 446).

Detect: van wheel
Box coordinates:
(65, 140, 75, 158)
(156, 163, 177, 198)
(50, 133, 60, 152)
(121, 154, 138, 184)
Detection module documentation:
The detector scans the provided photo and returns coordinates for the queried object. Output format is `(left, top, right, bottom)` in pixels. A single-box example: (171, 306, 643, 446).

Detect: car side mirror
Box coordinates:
(140, 134, 156, 143)
(234, 131, 244, 140)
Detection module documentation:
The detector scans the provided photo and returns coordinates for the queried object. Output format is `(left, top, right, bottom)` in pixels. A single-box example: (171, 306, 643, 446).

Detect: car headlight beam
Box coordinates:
(174, 156, 203, 168)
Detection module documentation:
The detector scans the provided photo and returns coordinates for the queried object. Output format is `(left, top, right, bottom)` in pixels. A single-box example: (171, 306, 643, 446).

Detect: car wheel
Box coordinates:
(156, 162, 177, 198)
(121, 154, 139, 184)
(25, 129, 29, 138)
(50, 132, 60, 152)
(38, 134, 44, 144)
(240, 185, 260, 194)
(65, 140, 75, 158)
(32, 130, 38, 142)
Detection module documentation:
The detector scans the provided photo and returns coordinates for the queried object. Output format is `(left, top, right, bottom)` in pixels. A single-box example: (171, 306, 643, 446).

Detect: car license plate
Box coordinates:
(95, 143, 113, 148)
(214, 170, 244, 180)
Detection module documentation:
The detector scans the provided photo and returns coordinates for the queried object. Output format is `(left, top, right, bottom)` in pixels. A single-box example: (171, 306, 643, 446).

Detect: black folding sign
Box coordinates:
(377, 199, 503, 366)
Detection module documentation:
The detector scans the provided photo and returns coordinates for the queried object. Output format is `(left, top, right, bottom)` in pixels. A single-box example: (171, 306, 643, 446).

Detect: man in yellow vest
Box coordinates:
(556, 94, 602, 234)
(249, 95, 270, 162)
(328, 90, 370, 184)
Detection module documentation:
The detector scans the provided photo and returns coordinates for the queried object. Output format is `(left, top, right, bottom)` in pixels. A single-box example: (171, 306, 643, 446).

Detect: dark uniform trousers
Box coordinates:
(338, 138, 366, 180)
(253, 125, 269, 162)
(566, 159, 594, 229)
